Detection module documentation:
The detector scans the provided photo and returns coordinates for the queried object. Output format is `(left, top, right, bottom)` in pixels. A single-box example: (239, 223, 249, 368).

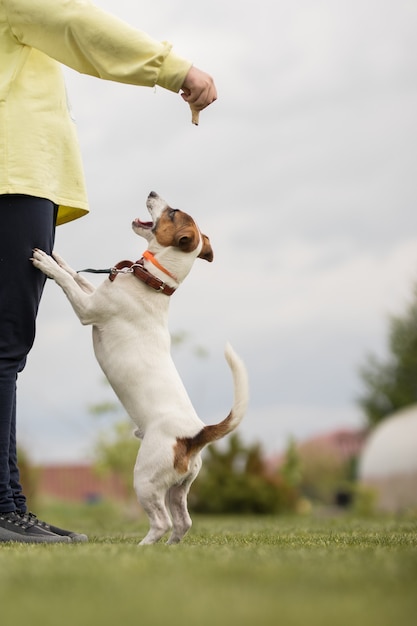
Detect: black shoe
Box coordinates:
(0, 511, 71, 543)
(19, 512, 88, 543)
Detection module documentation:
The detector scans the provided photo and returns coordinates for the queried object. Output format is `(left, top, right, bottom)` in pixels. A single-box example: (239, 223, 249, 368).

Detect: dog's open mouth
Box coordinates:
(132, 218, 153, 230)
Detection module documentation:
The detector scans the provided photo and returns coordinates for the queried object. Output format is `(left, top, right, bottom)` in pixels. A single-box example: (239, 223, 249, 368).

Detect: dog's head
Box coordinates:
(132, 192, 213, 284)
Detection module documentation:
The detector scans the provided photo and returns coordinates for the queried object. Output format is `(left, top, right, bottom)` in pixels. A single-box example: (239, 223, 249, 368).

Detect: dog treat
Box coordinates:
(190, 106, 199, 126)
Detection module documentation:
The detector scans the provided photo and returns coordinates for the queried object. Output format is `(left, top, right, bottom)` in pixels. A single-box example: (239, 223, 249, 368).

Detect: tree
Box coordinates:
(280, 437, 302, 489)
(89, 386, 140, 503)
(94, 420, 140, 501)
(358, 285, 417, 427)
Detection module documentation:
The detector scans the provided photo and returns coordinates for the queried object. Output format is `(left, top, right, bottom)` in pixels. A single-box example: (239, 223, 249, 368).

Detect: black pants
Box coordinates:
(0, 195, 57, 513)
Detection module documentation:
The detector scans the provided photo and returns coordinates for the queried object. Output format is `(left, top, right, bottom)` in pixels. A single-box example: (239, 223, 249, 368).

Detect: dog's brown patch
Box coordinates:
(173, 439, 191, 474)
(155, 208, 200, 251)
(173, 412, 234, 474)
(155, 208, 213, 261)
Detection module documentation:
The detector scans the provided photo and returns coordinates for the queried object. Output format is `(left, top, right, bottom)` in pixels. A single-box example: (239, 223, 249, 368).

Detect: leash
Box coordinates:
(77, 268, 112, 274)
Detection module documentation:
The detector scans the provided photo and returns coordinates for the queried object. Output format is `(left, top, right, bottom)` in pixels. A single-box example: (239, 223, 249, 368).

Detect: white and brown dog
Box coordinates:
(32, 192, 249, 544)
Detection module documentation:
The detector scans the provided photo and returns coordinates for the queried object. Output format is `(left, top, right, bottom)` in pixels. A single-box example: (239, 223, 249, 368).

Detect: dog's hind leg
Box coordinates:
(135, 479, 172, 545)
(165, 483, 192, 544)
(166, 455, 202, 544)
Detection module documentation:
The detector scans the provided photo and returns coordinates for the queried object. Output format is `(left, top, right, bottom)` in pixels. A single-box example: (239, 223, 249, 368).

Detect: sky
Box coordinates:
(17, 0, 417, 464)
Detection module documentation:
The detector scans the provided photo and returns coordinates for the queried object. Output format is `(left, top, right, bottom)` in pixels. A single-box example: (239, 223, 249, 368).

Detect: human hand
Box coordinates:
(181, 66, 217, 124)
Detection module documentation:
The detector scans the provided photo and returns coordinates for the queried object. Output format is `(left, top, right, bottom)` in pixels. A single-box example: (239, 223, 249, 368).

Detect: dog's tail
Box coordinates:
(174, 343, 249, 472)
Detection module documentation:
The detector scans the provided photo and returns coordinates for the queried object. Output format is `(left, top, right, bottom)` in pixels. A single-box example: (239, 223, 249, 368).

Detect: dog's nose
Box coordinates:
(148, 191, 158, 198)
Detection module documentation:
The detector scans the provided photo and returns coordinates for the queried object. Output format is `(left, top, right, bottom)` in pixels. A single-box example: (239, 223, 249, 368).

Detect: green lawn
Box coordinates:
(0, 503, 416, 626)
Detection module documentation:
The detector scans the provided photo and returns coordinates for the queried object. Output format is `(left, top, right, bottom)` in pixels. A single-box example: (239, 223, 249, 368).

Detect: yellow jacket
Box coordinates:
(0, 0, 192, 225)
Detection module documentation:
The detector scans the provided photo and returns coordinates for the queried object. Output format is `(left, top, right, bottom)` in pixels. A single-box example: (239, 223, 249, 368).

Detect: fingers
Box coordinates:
(180, 66, 217, 112)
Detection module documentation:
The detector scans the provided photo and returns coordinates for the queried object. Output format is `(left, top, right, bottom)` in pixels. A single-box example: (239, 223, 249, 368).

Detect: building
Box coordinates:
(37, 463, 129, 503)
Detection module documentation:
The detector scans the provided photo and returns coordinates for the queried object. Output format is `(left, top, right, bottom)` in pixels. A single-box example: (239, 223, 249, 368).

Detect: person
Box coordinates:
(0, 0, 217, 543)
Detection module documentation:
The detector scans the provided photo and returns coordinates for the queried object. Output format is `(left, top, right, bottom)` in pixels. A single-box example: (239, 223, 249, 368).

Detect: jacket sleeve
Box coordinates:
(4, 0, 192, 92)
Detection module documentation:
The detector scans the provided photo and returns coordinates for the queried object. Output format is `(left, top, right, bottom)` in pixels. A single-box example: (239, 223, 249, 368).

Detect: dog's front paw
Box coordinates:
(31, 248, 60, 279)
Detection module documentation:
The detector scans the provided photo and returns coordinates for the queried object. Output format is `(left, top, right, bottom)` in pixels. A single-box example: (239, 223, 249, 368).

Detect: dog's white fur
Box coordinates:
(32, 192, 249, 544)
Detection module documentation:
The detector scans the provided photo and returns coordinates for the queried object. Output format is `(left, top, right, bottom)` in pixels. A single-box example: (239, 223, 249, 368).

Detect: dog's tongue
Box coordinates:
(133, 218, 153, 229)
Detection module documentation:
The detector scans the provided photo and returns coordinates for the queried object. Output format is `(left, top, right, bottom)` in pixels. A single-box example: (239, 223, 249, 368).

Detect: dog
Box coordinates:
(32, 192, 249, 544)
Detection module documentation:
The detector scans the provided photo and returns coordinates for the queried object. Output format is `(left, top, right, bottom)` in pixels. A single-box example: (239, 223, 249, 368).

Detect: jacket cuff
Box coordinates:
(156, 47, 192, 93)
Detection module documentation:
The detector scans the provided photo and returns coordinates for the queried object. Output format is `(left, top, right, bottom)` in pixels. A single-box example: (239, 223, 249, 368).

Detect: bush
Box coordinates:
(189, 434, 297, 514)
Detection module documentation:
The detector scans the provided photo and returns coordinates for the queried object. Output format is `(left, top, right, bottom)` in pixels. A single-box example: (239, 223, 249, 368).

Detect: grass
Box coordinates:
(0, 502, 416, 626)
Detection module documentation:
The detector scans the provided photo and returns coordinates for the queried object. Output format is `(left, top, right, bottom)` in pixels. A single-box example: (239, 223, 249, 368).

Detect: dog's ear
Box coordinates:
(198, 234, 214, 262)
(175, 227, 200, 253)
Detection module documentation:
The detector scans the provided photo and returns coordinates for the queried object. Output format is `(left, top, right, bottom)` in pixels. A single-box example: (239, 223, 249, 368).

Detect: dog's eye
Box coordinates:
(168, 209, 178, 221)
